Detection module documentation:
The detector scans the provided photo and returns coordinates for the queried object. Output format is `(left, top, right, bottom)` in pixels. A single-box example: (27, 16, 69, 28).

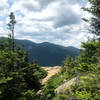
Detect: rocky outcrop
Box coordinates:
(55, 77, 78, 94)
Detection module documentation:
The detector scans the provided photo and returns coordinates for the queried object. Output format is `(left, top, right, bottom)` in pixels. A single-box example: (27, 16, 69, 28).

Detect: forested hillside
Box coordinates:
(0, 38, 79, 66)
(15, 40, 79, 66)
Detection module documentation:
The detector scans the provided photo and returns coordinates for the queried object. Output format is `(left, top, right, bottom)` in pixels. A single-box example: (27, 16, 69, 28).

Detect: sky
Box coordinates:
(0, 0, 89, 48)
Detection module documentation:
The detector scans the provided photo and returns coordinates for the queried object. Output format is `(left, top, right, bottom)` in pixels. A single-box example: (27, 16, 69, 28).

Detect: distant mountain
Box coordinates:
(15, 39, 79, 66)
(0, 37, 79, 66)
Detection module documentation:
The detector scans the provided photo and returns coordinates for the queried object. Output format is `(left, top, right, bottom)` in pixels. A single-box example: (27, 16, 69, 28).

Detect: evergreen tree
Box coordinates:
(8, 12, 16, 51)
(83, 0, 100, 38)
(0, 12, 47, 100)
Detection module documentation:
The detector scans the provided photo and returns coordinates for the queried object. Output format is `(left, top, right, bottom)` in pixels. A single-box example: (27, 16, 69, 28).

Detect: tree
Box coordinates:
(8, 12, 16, 51)
(0, 42, 47, 100)
(0, 12, 47, 100)
(82, 0, 100, 39)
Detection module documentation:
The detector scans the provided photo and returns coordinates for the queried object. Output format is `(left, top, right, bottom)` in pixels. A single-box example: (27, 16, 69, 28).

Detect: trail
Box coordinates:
(35, 66, 60, 100)
(42, 66, 60, 84)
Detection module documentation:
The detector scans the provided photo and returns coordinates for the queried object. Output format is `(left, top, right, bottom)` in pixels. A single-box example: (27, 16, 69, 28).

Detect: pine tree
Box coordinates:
(0, 13, 47, 100)
(83, 0, 100, 39)
(8, 12, 16, 51)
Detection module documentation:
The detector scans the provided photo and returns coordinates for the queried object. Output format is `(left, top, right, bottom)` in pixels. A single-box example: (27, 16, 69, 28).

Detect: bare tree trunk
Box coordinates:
(12, 29, 14, 51)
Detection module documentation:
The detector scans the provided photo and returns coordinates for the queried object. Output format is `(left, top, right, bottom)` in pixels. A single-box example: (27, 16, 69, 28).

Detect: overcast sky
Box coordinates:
(0, 0, 89, 48)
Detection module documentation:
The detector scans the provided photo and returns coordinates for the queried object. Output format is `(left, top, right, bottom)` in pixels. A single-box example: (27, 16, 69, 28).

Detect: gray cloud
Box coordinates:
(14, 0, 86, 47)
(53, 2, 81, 28)
(38, 0, 54, 6)
(54, 9, 81, 28)
(37, 0, 87, 11)
(62, 0, 88, 7)
(15, 0, 57, 12)
(22, 2, 39, 11)
(0, 0, 88, 47)
(37, 0, 57, 9)
(0, 0, 9, 11)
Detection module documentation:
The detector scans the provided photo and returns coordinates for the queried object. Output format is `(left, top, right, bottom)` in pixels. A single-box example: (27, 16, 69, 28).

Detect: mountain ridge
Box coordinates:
(15, 39, 79, 66)
(0, 37, 79, 66)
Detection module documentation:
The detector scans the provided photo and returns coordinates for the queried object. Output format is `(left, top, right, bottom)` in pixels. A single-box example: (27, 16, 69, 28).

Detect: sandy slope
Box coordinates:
(42, 66, 60, 84)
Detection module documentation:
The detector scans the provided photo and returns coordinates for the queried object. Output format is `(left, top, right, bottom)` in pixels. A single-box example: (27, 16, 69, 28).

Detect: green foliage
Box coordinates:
(0, 12, 48, 100)
(23, 61, 47, 90)
(41, 73, 64, 100)
(73, 74, 100, 99)
(0, 77, 13, 84)
(17, 90, 36, 100)
(53, 94, 69, 100)
(42, 85, 55, 100)
(0, 49, 28, 72)
(82, 0, 100, 37)
(61, 57, 77, 76)
(53, 73, 100, 100)
(0, 43, 47, 100)
(79, 41, 99, 64)
(1, 3, 100, 100)
(42, 40, 100, 100)
(75, 91, 92, 100)
(41, 57, 77, 100)
(75, 63, 97, 73)
(42, 1, 100, 99)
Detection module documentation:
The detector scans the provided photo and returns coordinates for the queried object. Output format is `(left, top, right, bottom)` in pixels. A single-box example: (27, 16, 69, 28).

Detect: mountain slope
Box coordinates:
(0, 37, 79, 66)
(15, 39, 79, 66)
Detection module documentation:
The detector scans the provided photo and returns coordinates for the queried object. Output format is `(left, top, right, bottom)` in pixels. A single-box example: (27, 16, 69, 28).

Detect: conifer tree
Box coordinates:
(83, 0, 100, 39)
(8, 12, 16, 51)
(0, 12, 47, 100)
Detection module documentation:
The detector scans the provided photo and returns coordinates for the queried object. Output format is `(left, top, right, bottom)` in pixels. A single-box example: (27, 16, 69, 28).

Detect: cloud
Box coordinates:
(53, 3, 81, 28)
(0, 0, 88, 48)
(0, 0, 9, 10)
(0, 0, 9, 18)
(37, 0, 57, 9)
(0, 21, 3, 26)
(20, 0, 40, 11)
(10, 0, 56, 13)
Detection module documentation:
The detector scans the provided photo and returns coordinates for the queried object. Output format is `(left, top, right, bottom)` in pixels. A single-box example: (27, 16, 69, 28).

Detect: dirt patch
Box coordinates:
(42, 66, 60, 84)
